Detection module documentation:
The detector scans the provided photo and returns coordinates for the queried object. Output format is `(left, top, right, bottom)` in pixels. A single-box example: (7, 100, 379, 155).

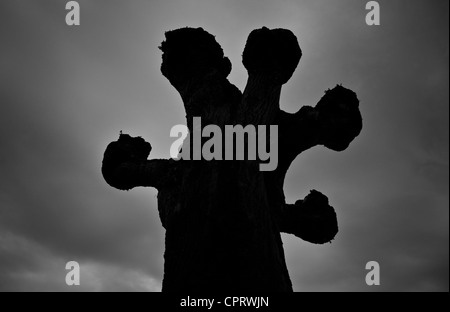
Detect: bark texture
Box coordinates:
(102, 27, 363, 292)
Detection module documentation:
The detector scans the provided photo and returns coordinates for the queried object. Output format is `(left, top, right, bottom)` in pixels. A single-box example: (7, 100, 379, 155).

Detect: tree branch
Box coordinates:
(102, 134, 176, 191)
(278, 85, 363, 169)
(240, 27, 302, 125)
(159, 27, 239, 120)
(102, 159, 173, 191)
(278, 190, 338, 244)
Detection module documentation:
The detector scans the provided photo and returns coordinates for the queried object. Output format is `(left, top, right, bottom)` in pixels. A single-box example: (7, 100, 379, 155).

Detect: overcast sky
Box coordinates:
(0, 0, 448, 292)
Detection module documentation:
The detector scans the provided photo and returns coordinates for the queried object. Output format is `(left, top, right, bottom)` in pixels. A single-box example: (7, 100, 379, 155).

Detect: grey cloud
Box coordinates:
(0, 0, 448, 292)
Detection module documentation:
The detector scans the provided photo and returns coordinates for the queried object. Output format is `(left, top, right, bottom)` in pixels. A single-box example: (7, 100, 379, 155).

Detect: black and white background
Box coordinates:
(0, 0, 448, 292)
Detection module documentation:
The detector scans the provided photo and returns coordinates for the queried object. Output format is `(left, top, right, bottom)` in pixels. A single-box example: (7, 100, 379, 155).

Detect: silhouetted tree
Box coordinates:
(102, 27, 362, 292)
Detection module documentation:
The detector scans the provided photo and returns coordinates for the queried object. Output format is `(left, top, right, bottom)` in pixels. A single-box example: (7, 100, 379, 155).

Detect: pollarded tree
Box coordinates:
(102, 27, 362, 292)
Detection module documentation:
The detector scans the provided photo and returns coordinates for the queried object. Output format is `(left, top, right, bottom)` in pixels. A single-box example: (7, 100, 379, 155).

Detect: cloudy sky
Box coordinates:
(0, 0, 448, 292)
